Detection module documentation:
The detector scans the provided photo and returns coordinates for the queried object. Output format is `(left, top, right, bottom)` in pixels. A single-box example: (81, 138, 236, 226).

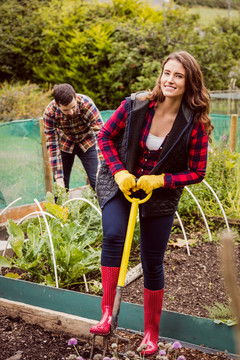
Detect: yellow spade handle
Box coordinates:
(117, 192, 152, 287)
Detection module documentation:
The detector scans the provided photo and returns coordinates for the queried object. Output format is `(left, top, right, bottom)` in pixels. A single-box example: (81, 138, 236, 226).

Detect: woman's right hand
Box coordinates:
(114, 170, 137, 195)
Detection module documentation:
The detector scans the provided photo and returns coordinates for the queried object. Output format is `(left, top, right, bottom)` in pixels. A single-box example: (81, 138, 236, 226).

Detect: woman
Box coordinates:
(90, 51, 213, 355)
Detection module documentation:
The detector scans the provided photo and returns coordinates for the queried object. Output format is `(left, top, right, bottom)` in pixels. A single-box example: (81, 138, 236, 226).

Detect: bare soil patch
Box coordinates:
(0, 315, 234, 360)
(123, 241, 236, 318)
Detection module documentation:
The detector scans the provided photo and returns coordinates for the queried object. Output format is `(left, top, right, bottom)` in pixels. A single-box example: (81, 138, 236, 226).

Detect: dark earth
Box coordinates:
(1, 226, 240, 360)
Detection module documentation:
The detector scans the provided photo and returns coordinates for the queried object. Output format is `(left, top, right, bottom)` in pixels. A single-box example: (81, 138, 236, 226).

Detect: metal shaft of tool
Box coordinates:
(111, 198, 139, 332)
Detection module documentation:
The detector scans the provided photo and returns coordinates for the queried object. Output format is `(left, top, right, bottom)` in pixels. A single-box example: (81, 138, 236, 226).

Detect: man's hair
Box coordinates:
(53, 84, 76, 106)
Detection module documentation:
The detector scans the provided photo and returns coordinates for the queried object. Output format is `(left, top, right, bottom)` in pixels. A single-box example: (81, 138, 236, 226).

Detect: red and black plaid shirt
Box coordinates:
(43, 94, 103, 180)
(98, 100, 208, 189)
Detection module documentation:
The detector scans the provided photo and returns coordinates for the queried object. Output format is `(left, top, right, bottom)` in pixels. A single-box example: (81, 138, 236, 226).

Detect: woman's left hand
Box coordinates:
(136, 174, 165, 194)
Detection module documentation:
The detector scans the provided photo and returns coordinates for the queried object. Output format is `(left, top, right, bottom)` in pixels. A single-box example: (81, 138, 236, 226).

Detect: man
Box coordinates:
(43, 83, 103, 191)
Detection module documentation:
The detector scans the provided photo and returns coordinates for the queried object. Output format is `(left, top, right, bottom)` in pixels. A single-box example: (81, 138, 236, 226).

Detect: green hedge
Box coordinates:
(1, 0, 240, 110)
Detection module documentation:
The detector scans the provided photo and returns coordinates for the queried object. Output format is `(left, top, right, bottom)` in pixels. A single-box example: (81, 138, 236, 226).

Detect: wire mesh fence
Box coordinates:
(210, 90, 240, 115)
(0, 111, 239, 209)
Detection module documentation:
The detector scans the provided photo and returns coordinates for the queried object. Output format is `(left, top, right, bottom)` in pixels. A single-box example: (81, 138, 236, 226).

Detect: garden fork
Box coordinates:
(90, 191, 152, 359)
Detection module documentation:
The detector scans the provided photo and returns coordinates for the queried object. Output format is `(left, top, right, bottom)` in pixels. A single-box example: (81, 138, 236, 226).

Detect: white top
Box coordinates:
(146, 132, 164, 151)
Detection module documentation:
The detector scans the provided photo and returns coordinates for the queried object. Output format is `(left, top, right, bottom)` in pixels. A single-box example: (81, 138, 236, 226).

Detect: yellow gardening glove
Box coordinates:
(136, 174, 165, 194)
(114, 170, 136, 195)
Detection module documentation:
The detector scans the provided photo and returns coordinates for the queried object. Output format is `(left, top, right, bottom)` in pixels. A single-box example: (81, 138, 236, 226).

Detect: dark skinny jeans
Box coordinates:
(101, 191, 175, 290)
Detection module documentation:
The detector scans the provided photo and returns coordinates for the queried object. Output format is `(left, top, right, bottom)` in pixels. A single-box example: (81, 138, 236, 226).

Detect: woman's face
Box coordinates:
(160, 59, 186, 100)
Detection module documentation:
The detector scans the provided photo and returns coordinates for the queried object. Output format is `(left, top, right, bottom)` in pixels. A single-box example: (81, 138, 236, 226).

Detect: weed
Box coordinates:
(204, 301, 237, 326)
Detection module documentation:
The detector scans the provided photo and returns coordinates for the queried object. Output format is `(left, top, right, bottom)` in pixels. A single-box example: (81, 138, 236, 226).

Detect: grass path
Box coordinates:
(187, 6, 239, 27)
(149, 2, 239, 27)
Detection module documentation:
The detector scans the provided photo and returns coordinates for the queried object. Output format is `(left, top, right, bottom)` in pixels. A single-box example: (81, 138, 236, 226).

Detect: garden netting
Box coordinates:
(0, 112, 239, 209)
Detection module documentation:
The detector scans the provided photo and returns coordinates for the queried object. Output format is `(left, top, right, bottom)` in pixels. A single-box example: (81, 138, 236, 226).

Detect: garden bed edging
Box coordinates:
(0, 275, 237, 356)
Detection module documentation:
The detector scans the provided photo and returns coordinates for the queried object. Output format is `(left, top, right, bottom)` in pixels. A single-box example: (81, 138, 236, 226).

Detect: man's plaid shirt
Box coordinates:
(98, 100, 208, 189)
(43, 94, 103, 180)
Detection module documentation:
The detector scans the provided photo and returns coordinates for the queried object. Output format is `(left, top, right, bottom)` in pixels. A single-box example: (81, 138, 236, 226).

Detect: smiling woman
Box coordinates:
(90, 50, 214, 356)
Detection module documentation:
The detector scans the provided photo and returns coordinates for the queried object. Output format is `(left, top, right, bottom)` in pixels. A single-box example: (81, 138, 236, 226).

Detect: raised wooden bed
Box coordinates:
(0, 186, 90, 225)
(0, 202, 45, 226)
(1, 195, 239, 358)
(0, 276, 238, 358)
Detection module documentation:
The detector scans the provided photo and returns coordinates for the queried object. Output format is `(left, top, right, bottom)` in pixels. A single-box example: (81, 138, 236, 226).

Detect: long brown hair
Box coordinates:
(146, 51, 213, 139)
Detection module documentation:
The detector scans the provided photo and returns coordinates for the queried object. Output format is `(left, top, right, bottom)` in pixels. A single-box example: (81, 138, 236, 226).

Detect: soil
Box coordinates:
(123, 241, 236, 318)
(0, 315, 235, 360)
(1, 228, 240, 360)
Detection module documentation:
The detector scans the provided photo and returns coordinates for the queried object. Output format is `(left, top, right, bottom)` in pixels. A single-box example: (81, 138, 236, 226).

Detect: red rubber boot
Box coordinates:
(90, 266, 120, 335)
(139, 288, 164, 355)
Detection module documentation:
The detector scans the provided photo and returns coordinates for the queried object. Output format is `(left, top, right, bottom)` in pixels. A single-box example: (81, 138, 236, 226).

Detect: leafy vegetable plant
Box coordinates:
(1, 187, 102, 288)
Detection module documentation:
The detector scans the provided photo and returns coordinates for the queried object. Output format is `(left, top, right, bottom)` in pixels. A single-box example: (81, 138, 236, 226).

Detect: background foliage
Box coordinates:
(0, 82, 52, 122)
(0, 0, 240, 112)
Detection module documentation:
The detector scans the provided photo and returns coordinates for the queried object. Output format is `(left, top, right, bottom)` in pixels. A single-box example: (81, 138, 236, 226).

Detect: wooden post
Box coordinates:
(39, 117, 53, 194)
(220, 230, 240, 355)
(229, 114, 238, 152)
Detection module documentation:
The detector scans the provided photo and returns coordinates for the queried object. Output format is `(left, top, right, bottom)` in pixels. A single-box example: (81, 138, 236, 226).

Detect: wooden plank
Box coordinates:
(229, 114, 238, 153)
(0, 298, 101, 344)
(208, 216, 240, 226)
(0, 185, 91, 226)
(0, 202, 45, 226)
(125, 263, 143, 286)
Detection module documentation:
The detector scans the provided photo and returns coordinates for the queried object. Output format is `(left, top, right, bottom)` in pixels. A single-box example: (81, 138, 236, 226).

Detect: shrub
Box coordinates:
(0, 0, 47, 82)
(0, 82, 52, 122)
(1, 0, 240, 110)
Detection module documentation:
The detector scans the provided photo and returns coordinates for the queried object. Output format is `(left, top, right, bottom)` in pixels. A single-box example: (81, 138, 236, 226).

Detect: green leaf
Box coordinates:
(0, 255, 11, 267)
(54, 245, 71, 267)
(6, 219, 24, 258)
(13, 256, 42, 271)
(61, 221, 82, 242)
(26, 223, 40, 255)
(5, 272, 20, 279)
(45, 273, 56, 287)
(214, 319, 238, 327)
